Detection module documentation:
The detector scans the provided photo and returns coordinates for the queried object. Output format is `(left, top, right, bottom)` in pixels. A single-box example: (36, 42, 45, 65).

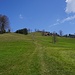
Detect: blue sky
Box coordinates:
(0, 0, 75, 34)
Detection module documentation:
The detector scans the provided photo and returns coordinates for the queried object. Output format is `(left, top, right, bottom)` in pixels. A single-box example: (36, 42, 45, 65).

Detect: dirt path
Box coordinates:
(34, 41, 50, 75)
(25, 35, 50, 75)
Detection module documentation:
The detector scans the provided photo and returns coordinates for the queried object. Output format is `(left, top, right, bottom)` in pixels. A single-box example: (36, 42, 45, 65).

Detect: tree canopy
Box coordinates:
(15, 28, 28, 35)
(0, 14, 10, 33)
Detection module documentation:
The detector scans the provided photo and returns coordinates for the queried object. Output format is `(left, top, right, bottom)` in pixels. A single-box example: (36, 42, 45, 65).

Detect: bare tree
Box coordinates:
(28, 29, 31, 33)
(42, 29, 45, 36)
(8, 29, 11, 33)
(0, 14, 10, 33)
(59, 30, 63, 37)
(52, 31, 57, 44)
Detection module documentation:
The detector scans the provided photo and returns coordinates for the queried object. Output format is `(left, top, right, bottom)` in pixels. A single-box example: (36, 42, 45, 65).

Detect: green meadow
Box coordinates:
(0, 33, 75, 75)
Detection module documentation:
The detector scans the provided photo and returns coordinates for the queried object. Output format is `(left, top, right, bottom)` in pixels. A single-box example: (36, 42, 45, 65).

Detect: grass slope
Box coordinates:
(0, 33, 75, 75)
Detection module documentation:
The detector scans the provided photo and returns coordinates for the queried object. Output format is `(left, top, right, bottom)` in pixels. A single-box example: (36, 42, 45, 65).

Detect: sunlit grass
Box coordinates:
(0, 33, 75, 75)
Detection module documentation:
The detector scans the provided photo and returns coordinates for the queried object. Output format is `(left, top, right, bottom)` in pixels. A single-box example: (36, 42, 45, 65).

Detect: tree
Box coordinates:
(42, 29, 45, 36)
(52, 31, 57, 44)
(15, 28, 28, 35)
(23, 28, 28, 35)
(59, 30, 63, 37)
(0, 14, 9, 33)
(28, 28, 31, 33)
(8, 29, 11, 33)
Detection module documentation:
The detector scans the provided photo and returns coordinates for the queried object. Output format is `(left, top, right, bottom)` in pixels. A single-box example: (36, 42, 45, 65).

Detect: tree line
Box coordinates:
(1, 14, 75, 38)
(0, 14, 28, 35)
(15, 28, 28, 35)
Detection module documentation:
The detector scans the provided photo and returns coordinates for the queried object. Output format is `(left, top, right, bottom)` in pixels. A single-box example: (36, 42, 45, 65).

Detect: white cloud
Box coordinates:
(49, 0, 75, 28)
(49, 23, 59, 27)
(56, 19, 60, 22)
(49, 15, 75, 27)
(61, 15, 75, 23)
(65, 0, 75, 13)
(19, 14, 23, 19)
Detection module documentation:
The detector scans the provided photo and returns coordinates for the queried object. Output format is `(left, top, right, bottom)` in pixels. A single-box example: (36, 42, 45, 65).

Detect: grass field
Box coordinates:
(0, 33, 75, 75)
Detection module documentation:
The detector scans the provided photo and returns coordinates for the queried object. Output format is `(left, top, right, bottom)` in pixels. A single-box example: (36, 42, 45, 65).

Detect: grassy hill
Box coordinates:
(0, 33, 75, 75)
